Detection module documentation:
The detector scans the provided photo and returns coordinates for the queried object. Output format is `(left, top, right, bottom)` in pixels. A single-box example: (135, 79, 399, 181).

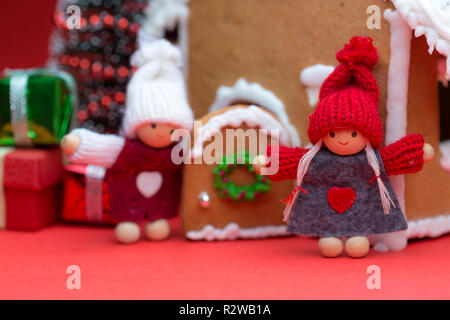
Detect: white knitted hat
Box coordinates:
(122, 39, 193, 138)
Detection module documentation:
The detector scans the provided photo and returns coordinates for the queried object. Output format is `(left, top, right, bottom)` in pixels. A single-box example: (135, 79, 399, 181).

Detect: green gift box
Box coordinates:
(0, 69, 76, 146)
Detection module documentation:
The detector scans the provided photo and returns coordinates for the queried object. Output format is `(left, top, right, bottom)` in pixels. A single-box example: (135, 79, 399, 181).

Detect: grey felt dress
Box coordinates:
(287, 148, 407, 237)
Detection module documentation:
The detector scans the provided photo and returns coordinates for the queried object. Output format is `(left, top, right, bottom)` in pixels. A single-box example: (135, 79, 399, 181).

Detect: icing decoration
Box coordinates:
(209, 79, 301, 146)
(371, 214, 450, 246)
(198, 191, 211, 208)
(440, 140, 450, 172)
(367, 9, 414, 253)
(407, 214, 450, 239)
(299, 64, 335, 108)
(136, 171, 163, 198)
(391, 0, 450, 77)
(139, 0, 190, 75)
(327, 187, 356, 214)
(213, 151, 270, 201)
(141, 0, 189, 38)
(186, 222, 290, 241)
(384, 8, 412, 212)
(191, 105, 292, 159)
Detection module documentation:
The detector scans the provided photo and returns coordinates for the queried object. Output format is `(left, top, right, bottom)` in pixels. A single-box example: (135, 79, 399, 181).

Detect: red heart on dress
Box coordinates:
(327, 187, 356, 214)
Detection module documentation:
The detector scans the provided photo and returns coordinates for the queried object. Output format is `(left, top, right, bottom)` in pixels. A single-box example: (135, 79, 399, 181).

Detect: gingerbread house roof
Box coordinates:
(392, 0, 450, 76)
(208, 78, 301, 146)
(191, 105, 294, 159)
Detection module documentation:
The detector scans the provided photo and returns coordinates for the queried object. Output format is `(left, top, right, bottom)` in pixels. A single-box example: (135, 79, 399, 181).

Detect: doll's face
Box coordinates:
(322, 128, 368, 156)
(136, 122, 180, 148)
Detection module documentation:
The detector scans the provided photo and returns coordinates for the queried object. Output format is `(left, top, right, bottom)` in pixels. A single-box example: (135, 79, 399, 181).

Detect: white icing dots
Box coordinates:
(299, 64, 335, 108)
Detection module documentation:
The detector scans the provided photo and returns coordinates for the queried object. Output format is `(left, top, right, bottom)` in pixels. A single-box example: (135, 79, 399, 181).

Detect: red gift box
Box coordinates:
(0, 147, 63, 231)
(62, 164, 118, 225)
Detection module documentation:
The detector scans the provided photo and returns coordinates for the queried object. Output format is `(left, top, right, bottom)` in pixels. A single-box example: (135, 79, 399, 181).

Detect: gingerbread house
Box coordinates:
(142, 0, 450, 247)
(181, 79, 299, 240)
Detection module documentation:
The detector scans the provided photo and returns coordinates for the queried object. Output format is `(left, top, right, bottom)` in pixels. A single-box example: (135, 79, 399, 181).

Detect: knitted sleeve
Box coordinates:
(68, 128, 125, 168)
(379, 134, 425, 176)
(265, 145, 309, 181)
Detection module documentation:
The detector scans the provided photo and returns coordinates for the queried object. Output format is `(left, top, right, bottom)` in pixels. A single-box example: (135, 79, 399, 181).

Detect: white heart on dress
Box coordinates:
(136, 171, 163, 198)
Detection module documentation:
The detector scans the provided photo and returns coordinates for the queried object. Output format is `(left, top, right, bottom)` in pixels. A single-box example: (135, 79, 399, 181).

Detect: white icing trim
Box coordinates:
(186, 215, 450, 242)
(392, 0, 450, 76)
(369, 214, 450, 251)
(440, 140, 450, 172)
(141, 0, 189, 38)
(186, 222, 290, 241)
(407, 215, 450, 239)
(368, 10, 414, 253)
(191, 105, 292, 159)
(139, 0, 190, 77)
(384, 9, 412, 213)
(209, 78, 301, 146)
(299, 64, 335, 108)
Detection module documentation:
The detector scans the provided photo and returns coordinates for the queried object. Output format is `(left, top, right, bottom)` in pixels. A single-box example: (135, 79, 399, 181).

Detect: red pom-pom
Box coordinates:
(336, 36, 378, 69)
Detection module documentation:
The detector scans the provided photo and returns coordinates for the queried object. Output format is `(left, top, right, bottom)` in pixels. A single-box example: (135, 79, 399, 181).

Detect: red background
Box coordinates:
(0, 0, 58, 72)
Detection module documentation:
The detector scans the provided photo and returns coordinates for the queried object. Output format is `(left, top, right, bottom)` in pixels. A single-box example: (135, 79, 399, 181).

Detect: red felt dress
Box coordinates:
(105, 139, 183, 222)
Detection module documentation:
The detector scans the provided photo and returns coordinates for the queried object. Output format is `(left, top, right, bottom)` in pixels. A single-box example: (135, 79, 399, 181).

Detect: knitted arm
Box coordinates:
(68, 128, 125, 168)
(266, 145, 309, 181)
(379, 134, 425, 176)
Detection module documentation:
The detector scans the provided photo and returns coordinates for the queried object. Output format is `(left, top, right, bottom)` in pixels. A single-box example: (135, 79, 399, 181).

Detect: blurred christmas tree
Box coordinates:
(49, 0, 147, 133)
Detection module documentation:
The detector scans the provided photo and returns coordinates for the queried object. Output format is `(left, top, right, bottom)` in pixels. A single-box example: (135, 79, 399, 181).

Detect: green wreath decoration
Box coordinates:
(213, 151, 271, 201)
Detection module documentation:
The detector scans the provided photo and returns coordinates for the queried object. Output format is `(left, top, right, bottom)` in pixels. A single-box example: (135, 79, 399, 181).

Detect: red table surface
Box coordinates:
(0, 218, 449, 300)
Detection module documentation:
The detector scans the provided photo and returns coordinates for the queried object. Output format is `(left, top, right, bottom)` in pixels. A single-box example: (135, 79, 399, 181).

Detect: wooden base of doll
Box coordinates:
(318, 237, 344, 258)
(115, 222, 141, 244)
(318, 236, 370, 258)
(115, 219, 171, 244)
(345, 236, 370, 258)
(145, 219, 171, 241)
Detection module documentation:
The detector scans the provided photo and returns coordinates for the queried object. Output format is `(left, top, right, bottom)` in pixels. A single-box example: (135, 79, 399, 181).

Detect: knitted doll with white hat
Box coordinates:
(254, 37, 434, 258)
(61, 40, 194, 244)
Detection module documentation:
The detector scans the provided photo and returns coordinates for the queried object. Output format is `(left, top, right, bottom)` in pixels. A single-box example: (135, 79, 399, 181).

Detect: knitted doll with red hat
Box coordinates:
(254, 36, 434, 258)
(61, 40, 194, 244)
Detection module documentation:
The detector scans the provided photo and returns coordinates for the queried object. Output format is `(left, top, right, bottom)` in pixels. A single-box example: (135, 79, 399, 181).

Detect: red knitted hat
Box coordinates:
(307, 36, 384, 149)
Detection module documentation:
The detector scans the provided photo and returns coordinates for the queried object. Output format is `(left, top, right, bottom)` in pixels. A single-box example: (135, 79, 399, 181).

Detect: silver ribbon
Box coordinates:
(6, 68, 78, 146)
(85, 165, 106, 223)
(9, 73, 32, 146)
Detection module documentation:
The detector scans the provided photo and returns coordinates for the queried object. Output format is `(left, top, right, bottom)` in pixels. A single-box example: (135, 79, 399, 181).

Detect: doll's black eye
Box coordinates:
(352, 131, 357, 138)
(330, 132, 335, 138)
(170, 129, 174, 135)
(151, 123, 156, 129)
